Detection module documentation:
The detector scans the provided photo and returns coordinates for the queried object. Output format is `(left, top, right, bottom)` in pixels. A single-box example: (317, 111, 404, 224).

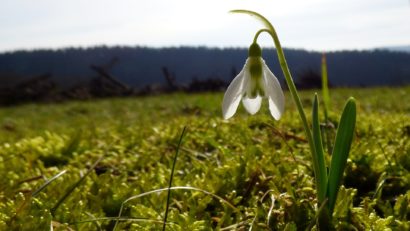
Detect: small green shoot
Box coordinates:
(321, 53, 333, 154)
(321, 53, 331, 120)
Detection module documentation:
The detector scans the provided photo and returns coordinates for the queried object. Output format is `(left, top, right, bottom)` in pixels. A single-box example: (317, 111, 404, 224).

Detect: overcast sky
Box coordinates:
(1, 0, 409, 52)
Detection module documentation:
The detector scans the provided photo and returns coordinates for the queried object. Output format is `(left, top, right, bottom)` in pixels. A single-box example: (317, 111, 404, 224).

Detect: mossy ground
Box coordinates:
(0, 87, 409, 230)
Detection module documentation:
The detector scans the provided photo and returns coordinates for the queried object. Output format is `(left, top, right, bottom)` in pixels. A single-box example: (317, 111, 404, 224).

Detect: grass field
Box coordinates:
(0, 86, 409, 230)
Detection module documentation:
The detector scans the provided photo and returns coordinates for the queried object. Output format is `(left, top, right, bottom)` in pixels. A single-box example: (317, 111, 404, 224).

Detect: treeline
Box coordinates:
(0, 46, 409, 89)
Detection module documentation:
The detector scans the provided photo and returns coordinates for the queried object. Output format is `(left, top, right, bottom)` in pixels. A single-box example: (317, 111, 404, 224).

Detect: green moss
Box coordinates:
(0, 87, 409, 230)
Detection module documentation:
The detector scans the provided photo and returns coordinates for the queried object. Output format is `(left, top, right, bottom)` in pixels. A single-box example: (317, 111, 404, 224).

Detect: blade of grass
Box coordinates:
(327, 98, 356, 214)
(220, 221, 249, 231)
(84, 212, 103, 231)
(266, 194, 276, 229)
(162, 126, 187, 231)
(312, 94, 328, 203)
(61, 131, 82, 158)
(51, 156, 103, 216)
(32, 169, 67, 197)
(72, 217, 176, 226)
(377, 142, 394, 172)
(113, 186, 239, 230)
(11, 169, 68, 226)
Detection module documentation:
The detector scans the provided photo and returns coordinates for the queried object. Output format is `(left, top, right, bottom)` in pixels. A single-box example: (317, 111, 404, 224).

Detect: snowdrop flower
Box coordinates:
(222, 43, 285, 120)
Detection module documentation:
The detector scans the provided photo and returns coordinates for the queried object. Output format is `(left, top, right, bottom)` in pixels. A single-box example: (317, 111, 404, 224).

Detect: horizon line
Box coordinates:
(1, 43, 409, 55)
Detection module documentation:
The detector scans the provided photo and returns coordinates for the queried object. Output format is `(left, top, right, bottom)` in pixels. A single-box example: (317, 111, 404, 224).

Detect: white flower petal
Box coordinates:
(222, 68, 246, 119)
(262, 61, 285, 120)
(242, 95, 262, 115)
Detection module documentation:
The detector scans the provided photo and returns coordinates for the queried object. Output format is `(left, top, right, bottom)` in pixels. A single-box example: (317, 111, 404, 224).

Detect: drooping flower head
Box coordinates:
(222, 43, 285, 120)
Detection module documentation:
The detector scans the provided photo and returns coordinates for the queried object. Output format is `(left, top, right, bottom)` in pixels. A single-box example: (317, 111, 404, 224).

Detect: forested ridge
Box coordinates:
(1, 46, 409, 89)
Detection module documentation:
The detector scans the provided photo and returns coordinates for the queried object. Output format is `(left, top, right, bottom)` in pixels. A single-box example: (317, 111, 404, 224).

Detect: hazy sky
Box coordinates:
(1, 0, 409, 52)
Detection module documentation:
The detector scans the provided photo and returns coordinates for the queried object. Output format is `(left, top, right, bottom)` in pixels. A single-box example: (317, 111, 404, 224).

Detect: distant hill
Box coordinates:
(1, 46, 409, 88)
(379, 45, 410, 53)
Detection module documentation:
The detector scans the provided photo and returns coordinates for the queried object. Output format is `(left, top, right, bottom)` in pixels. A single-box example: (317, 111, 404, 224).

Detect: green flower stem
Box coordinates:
(252, 29, 270, 44)
(235, 10, 327, 203)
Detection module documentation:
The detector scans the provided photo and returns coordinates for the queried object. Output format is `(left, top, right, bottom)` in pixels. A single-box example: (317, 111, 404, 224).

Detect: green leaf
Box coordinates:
(230, 10, 272, 30)
(312, 94, 328, 203)
(327, 97, 356, 214)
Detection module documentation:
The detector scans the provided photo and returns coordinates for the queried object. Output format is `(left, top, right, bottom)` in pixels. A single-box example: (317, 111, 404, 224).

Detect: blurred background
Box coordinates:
(0, 0, 409, 105)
